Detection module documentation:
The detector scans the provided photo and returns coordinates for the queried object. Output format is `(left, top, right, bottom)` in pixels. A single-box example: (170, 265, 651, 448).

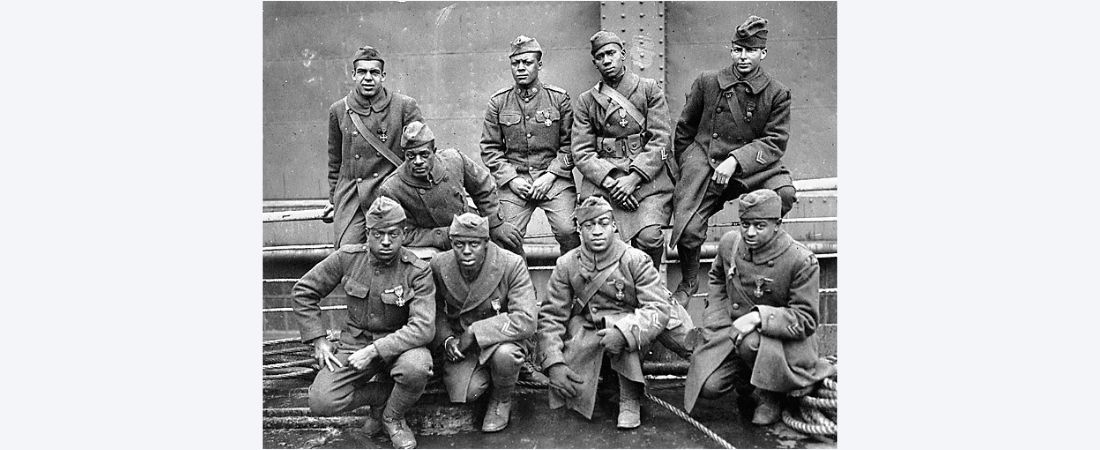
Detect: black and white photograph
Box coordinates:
(262, 1, 836, 448)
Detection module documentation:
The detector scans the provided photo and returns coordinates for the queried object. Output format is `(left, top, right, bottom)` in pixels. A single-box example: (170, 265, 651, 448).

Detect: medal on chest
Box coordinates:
(618, 108, 629, 128)
(753, 277, 773, 298)
(378, 128, 388, 143)
(614, 280, 625, 301)
(386, 285, 406, 306)
(490, 298, 502, 314)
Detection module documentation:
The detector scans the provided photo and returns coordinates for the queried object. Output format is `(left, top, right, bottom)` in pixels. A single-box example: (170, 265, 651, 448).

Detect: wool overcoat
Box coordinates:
(429, 242, 537, 402)
(683, 229, 835, 412)
(669, 66, 793, 246)
(537, 239, 671, 418)
(327, 88, 423, 245)
(571, 73, 674, 241)
(292, 245, 436, 361)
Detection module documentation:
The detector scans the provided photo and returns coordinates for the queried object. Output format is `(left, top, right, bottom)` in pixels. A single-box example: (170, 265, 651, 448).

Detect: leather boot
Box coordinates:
(617, 375, 643, 429)
(672, 244, 701, 307)
(361, 404, 384, 436)
(382, 385, 422, 449)
(481, 385, 514, 432)
(751, 388, 783, 426)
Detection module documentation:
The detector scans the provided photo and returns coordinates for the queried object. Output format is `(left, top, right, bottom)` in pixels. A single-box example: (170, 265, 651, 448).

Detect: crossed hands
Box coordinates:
(509, 173, 557, 201)
(730, 311, 762, 347)
(601, 173, 642, 211)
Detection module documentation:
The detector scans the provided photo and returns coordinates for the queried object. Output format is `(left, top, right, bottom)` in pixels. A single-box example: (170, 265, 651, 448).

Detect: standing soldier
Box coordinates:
(571, 30, 676, 267)
(668, 16, 797, 306)
(430, 213, 537, 433)
(322, 45, 424, 247)
(480, 35, 580, 255)
(292, 196, 435, 449)
(683, 190, 835, 425)
(536, 196, 671, 429)
(377, 121, 524, 255)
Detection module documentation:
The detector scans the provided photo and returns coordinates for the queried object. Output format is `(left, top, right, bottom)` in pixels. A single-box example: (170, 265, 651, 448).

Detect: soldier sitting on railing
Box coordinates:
(292, 196, 435, 449)
(429, 213, 538, 433)
(683, 189, 835, 426)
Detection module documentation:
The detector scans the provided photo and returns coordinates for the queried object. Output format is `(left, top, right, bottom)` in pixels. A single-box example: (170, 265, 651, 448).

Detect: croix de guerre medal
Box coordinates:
(491, 298, 501, 314)
(614, 280, 625, 301)
(378, 128, 388, 143)
(618, 109, 629, 128)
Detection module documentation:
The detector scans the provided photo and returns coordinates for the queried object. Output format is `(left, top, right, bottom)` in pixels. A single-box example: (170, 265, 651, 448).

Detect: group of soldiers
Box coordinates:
(290, 15, 836, 449)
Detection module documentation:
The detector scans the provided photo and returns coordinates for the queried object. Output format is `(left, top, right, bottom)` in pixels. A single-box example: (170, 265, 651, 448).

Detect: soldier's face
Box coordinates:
(352, 60, 386, 97)
(740, 218, 780, 249)
(451, 237, 488, 270)
(730, 45, 766, 74)
(367, 224, 405, 260)
(592, 44, 626, 80)
(404, 145, 435, 179)
(579, 214, 616, 252)
(510, 53, 542, 87)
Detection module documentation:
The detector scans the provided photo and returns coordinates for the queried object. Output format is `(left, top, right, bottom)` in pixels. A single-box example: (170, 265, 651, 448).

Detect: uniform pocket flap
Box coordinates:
(499, 113, 522, 126)
(344, 278, 370, 298)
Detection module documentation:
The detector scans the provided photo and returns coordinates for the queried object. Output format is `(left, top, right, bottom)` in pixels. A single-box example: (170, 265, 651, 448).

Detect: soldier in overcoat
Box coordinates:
(429, 213, 537, 433)
(668, 16, 797, 306)
(377, 121, 524, 255)
(324, 46, 424, 247)
(683, 190, 835, 426)
(536, 196, 671, 429)
(292, 196, 435, 449)
(571, 31, 675, 267)
(480, 35, 580, 254)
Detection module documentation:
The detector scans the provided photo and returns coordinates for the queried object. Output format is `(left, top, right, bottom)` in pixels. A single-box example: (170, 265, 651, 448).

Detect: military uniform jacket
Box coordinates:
(377, 148, 505, 249)
(429, 242, 537, 402)
(683, 229, 835, 412)
(571, 73, 674, 240)
(328, 88, 423, 243)
(480, 82, 575, 199)
(292, 245, 436, 362)
(537, 239, 671, 418)
(669, 66, 793, 247)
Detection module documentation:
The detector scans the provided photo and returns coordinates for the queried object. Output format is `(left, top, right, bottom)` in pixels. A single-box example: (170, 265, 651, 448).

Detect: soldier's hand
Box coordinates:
(458, 331, 477, 352)
(529, 173, 556, 201)
(596, 328, 629, 354)
(548, 364, 584, 398)
(618, 193, 639, 211)
(491, 222, 523, 249)
(313, 337, 343, 372)
(347, 344, 379, 371)
(320, 202, 335, 223)
(712, 157, 738, 186)
(609, 172, 642, 204)
(731, 311, 762, 347)
(601, 175, 618, 190)
(508, 178, 533, 200)
(445, 336, 465, 362)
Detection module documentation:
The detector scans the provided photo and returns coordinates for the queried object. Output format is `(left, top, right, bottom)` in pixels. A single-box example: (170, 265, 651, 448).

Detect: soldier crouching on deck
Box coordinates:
(429, 213, 537, 433)
(536, 196, 671, 429)
(683, 190, 835, 426)
(377, 121, 524, 256)
(292, 196, 435, 449)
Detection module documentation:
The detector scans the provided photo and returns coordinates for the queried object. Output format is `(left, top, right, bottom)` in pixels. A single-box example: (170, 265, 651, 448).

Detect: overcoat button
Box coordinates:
(355, 154, 361, 159)
(712, 133, 719, 138)
(352, 131, 358, 135)
(356, 178, 362, 182)
(733, 303, 740, 309)
(767, 261, 775, 267)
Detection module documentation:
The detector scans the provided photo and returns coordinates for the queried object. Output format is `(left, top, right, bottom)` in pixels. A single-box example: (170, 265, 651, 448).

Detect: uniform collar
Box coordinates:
(717, 65, 771, 94)
(398, 152, 447, 188)
(599, 72, 640, 98)
(347, 86, 392, 115)
(739, 229, 794, 264)
(577, 238, 629, 271)
(514, 81, 543, 99)
(367, 248, 401, 267)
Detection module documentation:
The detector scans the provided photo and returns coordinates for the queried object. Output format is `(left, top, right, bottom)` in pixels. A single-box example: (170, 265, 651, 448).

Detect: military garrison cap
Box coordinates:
(575, 196, 614, 224)
(400, 121, 435, 149)
(733, 15, 768, 49)
(351, 45, 384, 67)
(449, 213, 489, 239)
(738, 189, 782, 220)
(589, 30, 624, 55)
(509, 35, 543, 57)
(364, 195, 406, 229)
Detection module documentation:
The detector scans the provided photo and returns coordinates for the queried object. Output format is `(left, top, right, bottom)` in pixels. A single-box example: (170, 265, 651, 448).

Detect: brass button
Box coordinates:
(355, 154, 361, 159)
(356, 177, 362, 182)
(372, 172, 378, 177)
(767, 261, 775, 267)
(733, 303, 740, 309)
(526, 133, 532, 138)
(712, 133, 719, 138)
(352, 131, 358, 136)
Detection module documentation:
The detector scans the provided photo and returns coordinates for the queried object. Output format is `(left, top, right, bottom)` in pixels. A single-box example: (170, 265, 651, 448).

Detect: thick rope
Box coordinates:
(644, 391, 736, 449)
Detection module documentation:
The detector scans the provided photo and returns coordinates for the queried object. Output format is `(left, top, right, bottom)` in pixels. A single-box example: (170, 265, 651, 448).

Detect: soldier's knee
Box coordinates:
(776, 186, 796, 217)
(490, 343, 525, 370)
(700, 376, 729, 399)
(391, 348, 433, 389)
(735, 332, 761, 362)
(308, 388, 347, 416)
(634, 226, 664, 251)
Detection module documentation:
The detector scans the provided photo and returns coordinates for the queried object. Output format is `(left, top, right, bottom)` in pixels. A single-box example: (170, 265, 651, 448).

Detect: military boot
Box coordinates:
(481, 386, 514, 432)
(751, 388, 783, 426)
(361, 404, 384, 436)
(617, 375, 643, 429)
(382, 385, 422, 449)
(671, 245, 701, 307)
(356, 382, 392, 436)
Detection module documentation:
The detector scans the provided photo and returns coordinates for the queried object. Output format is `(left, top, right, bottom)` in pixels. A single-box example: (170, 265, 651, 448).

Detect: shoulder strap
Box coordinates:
(343, 97, 404, 168)
(598, 82, 646, 128)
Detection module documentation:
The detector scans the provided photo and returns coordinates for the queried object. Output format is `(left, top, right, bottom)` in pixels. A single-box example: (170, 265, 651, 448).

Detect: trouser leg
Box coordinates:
(542, 186, 581, 254)
(463, 366, 492, 403)
(676, 180, 745, 298)
(498, 188, 535, 258)
(382, 347, 433, 420)
(631, 224, 666, 270)
(699, 350, 752, 400)
(335, 204, 368, 247)
(482, 343, 524, 432)
(307, 350, 387, 416)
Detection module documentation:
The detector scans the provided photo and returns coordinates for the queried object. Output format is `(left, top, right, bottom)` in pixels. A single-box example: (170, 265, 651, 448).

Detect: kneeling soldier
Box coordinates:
(430, 213, 537, 432)
(292, 196, 435, 449)
(683, 190, 835, 425)
(537, 196, 672, 429)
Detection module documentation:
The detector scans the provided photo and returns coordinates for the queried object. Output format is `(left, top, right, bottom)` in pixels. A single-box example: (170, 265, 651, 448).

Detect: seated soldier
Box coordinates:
(536, 196, 672, 429)
(429, 212, 537, 433)
(683, 189, 835, 425)
(291, 196, 435, 449)
(377, 121, 524, 256)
